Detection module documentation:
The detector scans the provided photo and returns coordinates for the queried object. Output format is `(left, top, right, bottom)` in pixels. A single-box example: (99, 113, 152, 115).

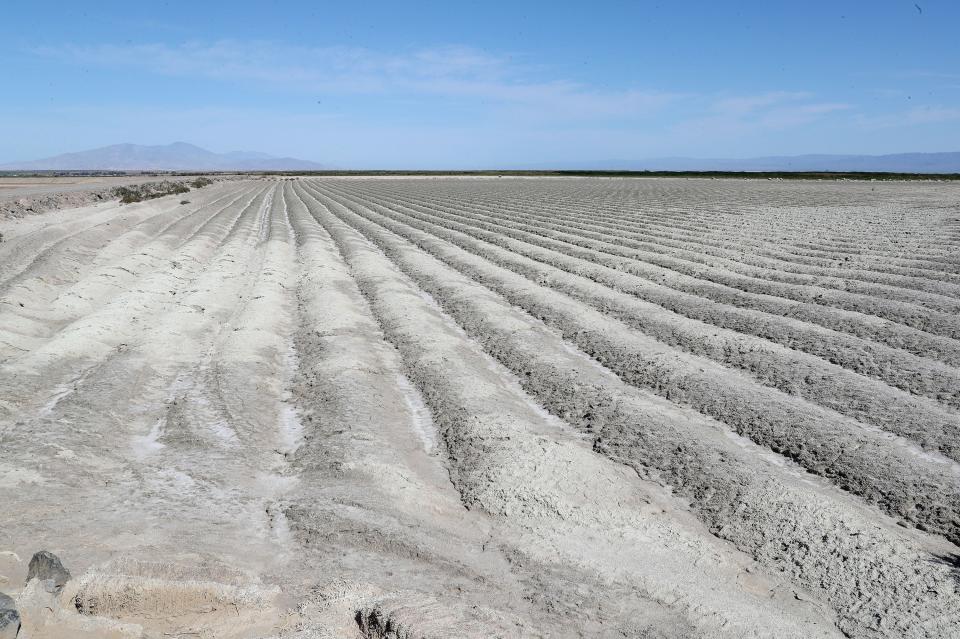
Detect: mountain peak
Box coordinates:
(1, 142, 326, 171)
(167, 141, 207, 150)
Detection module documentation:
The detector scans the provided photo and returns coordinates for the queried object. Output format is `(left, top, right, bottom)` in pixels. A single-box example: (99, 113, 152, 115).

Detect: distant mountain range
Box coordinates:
(0, 142, 326, 171)
(574, 152, 960, 173)
(3, 143, 959, 173)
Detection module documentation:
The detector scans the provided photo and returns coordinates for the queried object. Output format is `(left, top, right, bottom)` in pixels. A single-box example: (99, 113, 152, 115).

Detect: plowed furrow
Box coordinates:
(295, 180, 960, 639)
(350, 184, 960, 407)
(0, 181, 236, 291)
(4, 176, 958, 639)
(314, 183, 960, 451)
(300, 184, 844, 639)
(0, 184, 272, 401)
(303, 181, 960, 546)
(358, 187, 960, 338)
(0, 184, 260, 359)
(363, 179, 960, 277)
(362, 182, 960, 302)
(334, 183, 960, 364)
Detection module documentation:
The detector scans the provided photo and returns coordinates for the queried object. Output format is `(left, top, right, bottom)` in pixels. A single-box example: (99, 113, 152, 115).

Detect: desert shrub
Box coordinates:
(191, 177, 213, 188)
(113, 181, 190, 204)
(113, 186, 143, 204)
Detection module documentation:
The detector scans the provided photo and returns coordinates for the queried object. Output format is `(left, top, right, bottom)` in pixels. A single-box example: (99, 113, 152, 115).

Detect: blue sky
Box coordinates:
(1, 0, 958, 168)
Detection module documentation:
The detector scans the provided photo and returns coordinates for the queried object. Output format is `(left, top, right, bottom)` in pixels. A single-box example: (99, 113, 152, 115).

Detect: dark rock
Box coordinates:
(25, 551, 71, 593)
(0, 592, 19, 639)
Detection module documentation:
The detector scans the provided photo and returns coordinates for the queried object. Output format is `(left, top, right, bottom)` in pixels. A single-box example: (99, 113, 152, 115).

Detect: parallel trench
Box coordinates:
(0, 177, 958, 639)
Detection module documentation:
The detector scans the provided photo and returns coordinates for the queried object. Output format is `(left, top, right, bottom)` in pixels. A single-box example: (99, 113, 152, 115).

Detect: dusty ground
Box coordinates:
(0, 175, 235, 220)
(0, 176, 958, 638)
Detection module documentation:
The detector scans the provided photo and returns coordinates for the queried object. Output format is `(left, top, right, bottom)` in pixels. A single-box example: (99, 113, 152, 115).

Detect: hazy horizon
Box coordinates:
(5, 141, 960, 173)
(2, 1, 959, 168)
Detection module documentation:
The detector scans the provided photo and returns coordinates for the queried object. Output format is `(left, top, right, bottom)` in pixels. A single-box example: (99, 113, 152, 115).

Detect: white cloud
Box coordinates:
(670, 92, 852, 139)
(713, 91, 813, 115)
(34, 40, 679, 120)
(855, 106, 960, 129)
(25, 40, 879, 157)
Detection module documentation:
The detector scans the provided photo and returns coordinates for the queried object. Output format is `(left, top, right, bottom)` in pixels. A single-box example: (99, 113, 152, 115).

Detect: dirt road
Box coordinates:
(1, 177, 958, 638)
